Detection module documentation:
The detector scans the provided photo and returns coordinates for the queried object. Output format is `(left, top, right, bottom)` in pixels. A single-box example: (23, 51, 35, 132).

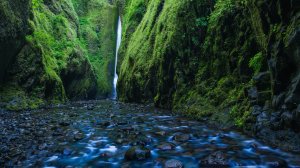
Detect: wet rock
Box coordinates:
(101, 121, 111, 127)
(155, 131, 166, 136)
(173, 133, 190, 142)
(251, 105, 262, 116)
(256, 112, 269, 125)
(199, 151, 229, 167)
(59, 121, 70, 127)
(52, 131, 63, 136)
(121, 126, 134, 131)
(0, 145, 9, 153)
(253, 72, 271, 91)
(87, 104, 94, 110)
(116, 138, 124, 144)
(124, 146, 151, 161)
(292, 105, 300, 132)
(263, 157, 288, 168)
(270, 112, 283, 130)
(281, 111, 293, 128)
(295, 104, 300, 119)
(74, 132, 85, 141)
(38, 143, 47, 150)
(157, 142, 176, 151)
(117, 121, 127, 125)
(248, 87, 258, 100)
(249, 143, 258, 149)
(35, 131, 45, 137)
(63, 148, 72, 156)
(284, 74, 300, 109)
(164, 159, 184, 168)
(136, 136, 153, 146)
(272, 93, 285, 109)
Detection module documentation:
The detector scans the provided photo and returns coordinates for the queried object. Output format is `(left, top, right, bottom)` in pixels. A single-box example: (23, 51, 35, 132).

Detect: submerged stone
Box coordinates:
(63, 148, 72, 156)
(157, 142, 176, 151)
(124, 146, 151, 161)
(74, 132, 85, 141)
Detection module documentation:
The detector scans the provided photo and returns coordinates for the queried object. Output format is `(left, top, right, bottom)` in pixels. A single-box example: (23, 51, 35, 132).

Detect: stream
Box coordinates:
(0, 100, 299, 167)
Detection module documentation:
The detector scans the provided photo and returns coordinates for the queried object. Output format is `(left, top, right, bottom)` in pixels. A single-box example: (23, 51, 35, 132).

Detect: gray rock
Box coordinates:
(255, 112, 270, 132)
(251, 105, 262, 116)
(157, 142, 175, 151)
(285, 74, 300, 109)
(270, 112, 283, 130)
(164, 159, 183, 168)
(74, 132, 85, 141)
(257, 112, 269, 123)
(248, 87, 258, 100)
(281, 111, 293, 128)
(173, 133, 190, 142)
(199, 151, 229, 167)
(155, 131, 166, 136)
(59, 121, 70, 126)
(263, 157, 288, 168)
(272, 93, 285, 109)
(87, 104, 94, 110)
(253, 72, 271, 90)
(124, 146, 151, 161)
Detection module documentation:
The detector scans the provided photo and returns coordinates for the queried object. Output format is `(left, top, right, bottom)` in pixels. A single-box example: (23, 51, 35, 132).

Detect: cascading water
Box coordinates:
(112, 16, 122, 100)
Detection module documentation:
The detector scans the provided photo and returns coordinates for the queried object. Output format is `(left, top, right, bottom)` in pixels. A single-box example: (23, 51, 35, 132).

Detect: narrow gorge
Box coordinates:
(0, 0, 299, 167)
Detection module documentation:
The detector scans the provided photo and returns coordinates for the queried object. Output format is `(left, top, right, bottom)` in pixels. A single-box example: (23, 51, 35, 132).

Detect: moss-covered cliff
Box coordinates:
(118, 0, 300, 150)
(0, 0, 118, 110)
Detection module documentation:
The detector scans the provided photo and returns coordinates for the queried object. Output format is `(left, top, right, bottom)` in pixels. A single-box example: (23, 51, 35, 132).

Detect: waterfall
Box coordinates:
(112, 16, 122, 100)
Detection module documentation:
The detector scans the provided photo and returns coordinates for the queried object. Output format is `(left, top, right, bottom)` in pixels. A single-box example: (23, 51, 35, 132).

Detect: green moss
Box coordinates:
(118, 0, 273, 130)
(0, 85, 44, 111)
(0, 0, 118, 110)
(118, 0, 214, 106)
(229, 100, 251, 128)
(28, 0, 118, 99)
(73, 0, 118, 96)
(249, 52, 263, 74)
(173, 90, 216, 119)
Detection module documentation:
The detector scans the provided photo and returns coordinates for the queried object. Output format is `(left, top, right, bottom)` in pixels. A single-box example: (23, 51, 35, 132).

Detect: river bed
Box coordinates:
(0, 100, 299, 167)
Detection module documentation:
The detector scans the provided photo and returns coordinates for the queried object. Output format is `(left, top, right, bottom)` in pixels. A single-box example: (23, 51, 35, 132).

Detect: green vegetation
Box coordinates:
(73, 0, 118, 95)
(249, 52, 263, 74)
(0, 0, 299, 138)
(0, 0, 118, 110)
(118, 0, 213, 107)
(118, 0, 299, 129)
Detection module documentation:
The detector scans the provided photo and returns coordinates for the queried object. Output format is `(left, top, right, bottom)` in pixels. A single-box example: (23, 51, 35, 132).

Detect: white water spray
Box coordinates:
(112, 16, 122, 100)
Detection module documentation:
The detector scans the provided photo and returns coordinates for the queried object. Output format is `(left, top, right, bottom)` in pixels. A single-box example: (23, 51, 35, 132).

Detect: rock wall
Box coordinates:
(0, 0, 118, 110)
(0, 0, 31, 82)
(118, 0, 300, 151)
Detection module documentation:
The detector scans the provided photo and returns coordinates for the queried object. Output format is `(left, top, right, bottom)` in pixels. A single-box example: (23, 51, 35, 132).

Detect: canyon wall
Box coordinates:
(0, 0, 118, 110)
(118, 0, 300, 151)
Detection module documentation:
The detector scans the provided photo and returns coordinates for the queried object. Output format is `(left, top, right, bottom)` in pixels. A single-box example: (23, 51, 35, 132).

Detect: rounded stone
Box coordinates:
(124, 146, 151, 161)
(164, 159, 184, 168)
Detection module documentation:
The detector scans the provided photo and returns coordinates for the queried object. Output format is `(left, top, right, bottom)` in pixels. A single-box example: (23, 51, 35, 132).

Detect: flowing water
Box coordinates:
(112, 16, 122, 100)
(2, 100, 299, 167)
